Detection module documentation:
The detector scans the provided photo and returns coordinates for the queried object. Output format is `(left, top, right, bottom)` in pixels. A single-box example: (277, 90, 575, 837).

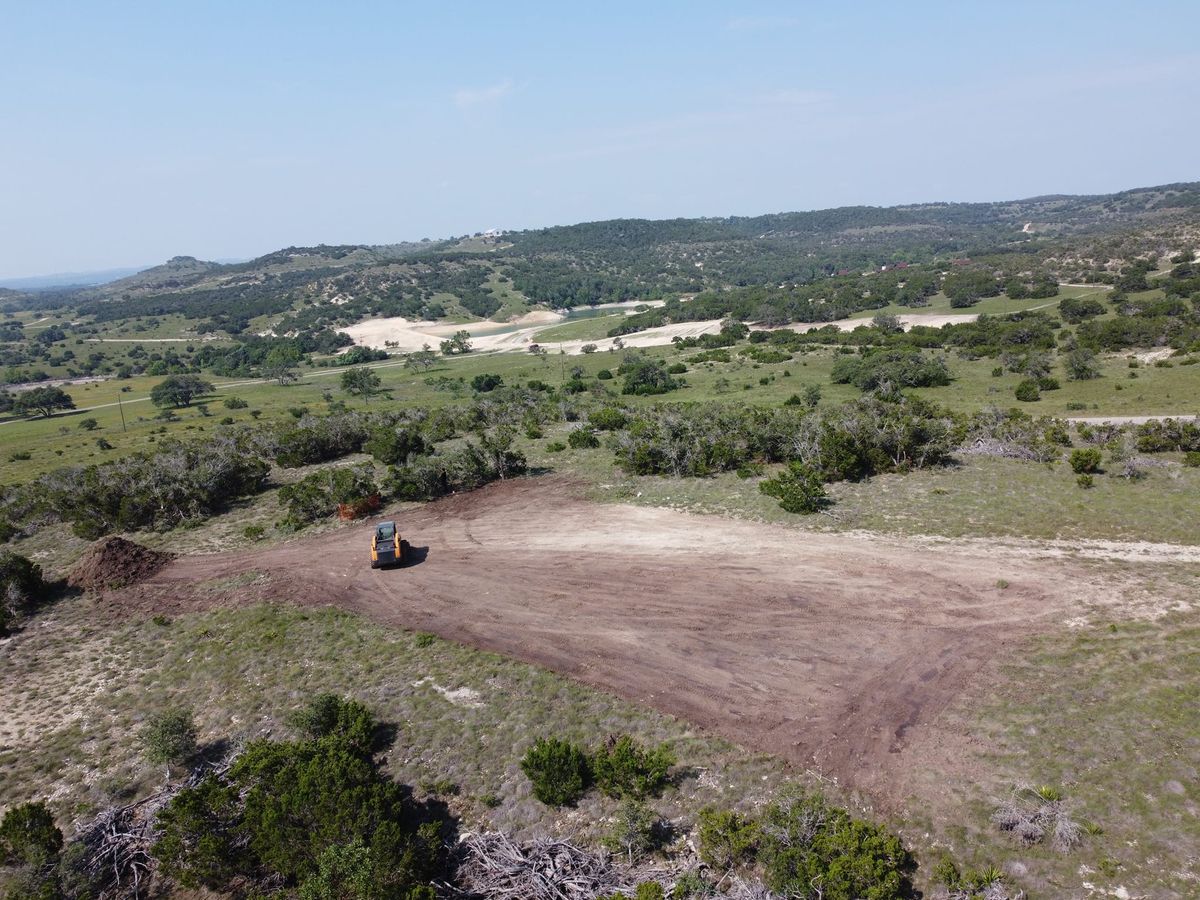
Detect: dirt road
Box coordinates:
(116, 477, 1151, 796)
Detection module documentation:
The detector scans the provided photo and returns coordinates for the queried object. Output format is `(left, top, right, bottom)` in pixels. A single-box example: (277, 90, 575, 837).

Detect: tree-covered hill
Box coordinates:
(11, 181, 1200, 332)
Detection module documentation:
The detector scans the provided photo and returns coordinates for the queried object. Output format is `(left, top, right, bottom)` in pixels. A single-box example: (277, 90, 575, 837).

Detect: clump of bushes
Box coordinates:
(620, 357, 679, 396)
(0, 801, 63, 868)
(1014, 379, 1041, 402)
(592, 734, 675, 800)
(520, 738, 592, 807)
(830, 347, 951, 392)
(1134, 418, 1200, 453)
(1068, 448, 1103, 474)
(151, 698, 446, 898)
(287, 693, 376, 750)
(589, 407, 628, 431)
(364, 424, 426, 465)
(0, 551, 48, 636)
(759, 462, 829, 514)
(521, 734, 675, 808)
(568, 428, 601, 449)
(278, 464, 379, 528)
(694, 789, 914, 899)
(389, 438, 526, 501)
(471, 373, 503, 393)
(696, 807, 760, 869)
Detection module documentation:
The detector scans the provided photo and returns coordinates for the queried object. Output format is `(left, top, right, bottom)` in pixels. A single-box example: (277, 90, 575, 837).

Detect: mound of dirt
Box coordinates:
(68, 537, 174, 590)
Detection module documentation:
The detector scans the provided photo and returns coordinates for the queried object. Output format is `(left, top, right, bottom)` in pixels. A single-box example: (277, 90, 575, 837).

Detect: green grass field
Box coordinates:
(533, 313, 627, 342)
(4, 335, 1199, 484)
(847, 284, 1112, 319)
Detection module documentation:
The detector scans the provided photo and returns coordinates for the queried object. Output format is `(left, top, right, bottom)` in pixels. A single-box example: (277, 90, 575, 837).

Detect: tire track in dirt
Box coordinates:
(109, 476, 1168, 799)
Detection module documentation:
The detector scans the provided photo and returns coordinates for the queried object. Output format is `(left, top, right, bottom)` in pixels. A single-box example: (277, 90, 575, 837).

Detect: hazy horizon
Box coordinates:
(3, 0, 1197, 280)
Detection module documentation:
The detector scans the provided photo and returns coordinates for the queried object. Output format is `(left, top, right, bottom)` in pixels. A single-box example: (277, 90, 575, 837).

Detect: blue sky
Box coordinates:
(1, 1, 1197, 278)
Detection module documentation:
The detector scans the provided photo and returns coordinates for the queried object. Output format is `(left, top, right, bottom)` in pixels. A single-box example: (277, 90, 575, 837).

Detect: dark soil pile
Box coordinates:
(68, 537, 175, 590)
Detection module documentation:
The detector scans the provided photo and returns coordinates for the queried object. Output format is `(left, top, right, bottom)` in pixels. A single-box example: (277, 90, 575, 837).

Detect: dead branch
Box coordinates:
(448, 831, 676, 900)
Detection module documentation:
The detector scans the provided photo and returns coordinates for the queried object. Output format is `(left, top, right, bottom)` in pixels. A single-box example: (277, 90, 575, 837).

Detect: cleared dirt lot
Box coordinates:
(110, 477, 1139, 798)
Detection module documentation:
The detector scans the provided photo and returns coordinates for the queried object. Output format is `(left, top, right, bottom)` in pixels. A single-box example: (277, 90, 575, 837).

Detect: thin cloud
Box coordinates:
(726, 15, 803, 31)
(753, 88, 831, 106)
(453, 79, 514, 109)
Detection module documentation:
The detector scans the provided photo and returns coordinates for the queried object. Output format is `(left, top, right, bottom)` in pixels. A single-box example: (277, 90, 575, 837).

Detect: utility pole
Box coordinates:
(117, 390, 127, 433)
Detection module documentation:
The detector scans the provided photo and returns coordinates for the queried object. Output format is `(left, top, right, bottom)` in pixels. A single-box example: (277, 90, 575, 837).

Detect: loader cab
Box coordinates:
(370, 520, 404, 569)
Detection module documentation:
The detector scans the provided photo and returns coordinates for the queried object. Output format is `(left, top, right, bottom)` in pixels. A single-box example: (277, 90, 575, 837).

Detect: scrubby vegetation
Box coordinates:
(5, 182, 1200, 900)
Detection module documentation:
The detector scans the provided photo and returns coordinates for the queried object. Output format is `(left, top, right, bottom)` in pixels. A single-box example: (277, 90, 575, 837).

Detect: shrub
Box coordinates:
(602, 799, 664, 863)
(78, 417, 98, 431)
(597, 369, 614, 380)
(760, 791, 914, 900)
(592, 734, 675, 800)
(621, 359, 679, 396)
(223, 396, 248, 409)
(759, 463, 830, 514)
(545, 441, 567, 453)
(0, 801, 63, 868)
(1184, 451, 1200, 467)
(153, 775, 247, 890)
(279, 464, 378, 527)
(670, 871, 711, 898)
(159, 731, 445, 893)
(0, 552, 48, 635)
(471, 373, 503, 393)
(1069, 448, 1103, 474)
(696, 807, 760, 870)
(243, 525, 265, 541)
(1014, 379, 1041, 402)
(666, 362, 687, 374)
(830, 347, 950, 392)
(288, 694, 376, 750)
(0, 551, 46, 609)
(1064, 348, 1102, 381)
(141, 707, 198, 767)
(567, 428, 600, 449)
(364, 425, 426, 465)
(520, 737, 591, 806)
(1037, 376, 1060, 391)
(389, 440, 525, 502)
(1076, 474, 1095, 489)
(635, 882, 667, 900)
(589, 407, 628, 431)
(298, 839, 396, 900)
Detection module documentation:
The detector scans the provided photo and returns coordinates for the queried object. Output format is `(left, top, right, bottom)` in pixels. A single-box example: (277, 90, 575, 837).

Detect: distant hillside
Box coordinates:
(0, 266, 148, 291)
(37, 181, 1200, 333)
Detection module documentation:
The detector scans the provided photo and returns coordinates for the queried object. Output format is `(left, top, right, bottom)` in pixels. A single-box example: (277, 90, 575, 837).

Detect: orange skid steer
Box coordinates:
(370, 520, 404, 569)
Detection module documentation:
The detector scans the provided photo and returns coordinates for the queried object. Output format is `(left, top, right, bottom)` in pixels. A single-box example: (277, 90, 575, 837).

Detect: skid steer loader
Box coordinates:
(370, 520, 404, 569)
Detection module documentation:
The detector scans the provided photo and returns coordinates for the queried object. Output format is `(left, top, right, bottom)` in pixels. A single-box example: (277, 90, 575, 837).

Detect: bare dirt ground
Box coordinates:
(341, 309, 982, 356)
(100, 477, 1173, 801)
